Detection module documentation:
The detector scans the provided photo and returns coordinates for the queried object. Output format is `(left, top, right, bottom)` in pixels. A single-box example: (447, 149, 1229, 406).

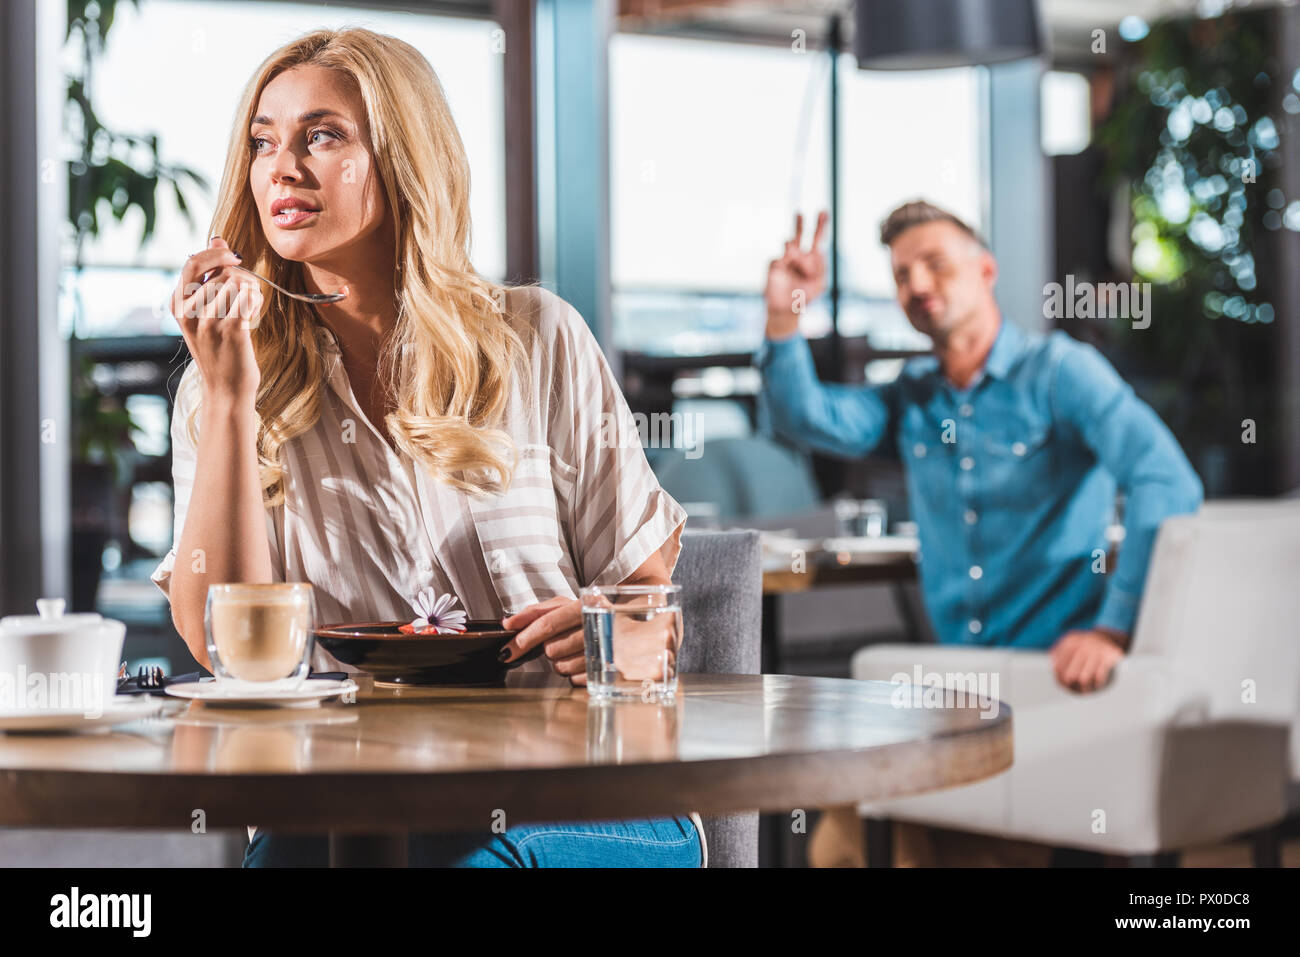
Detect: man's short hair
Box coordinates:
(879, 199, 989, 250)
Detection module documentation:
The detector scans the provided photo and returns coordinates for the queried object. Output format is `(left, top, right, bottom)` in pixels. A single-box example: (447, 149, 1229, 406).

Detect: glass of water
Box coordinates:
(834, 498, 888, 538)
(580, 584, 683, 700)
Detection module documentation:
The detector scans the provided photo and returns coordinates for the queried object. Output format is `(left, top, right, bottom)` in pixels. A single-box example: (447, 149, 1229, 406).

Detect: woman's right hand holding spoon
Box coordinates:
(170, 236, 265, 406)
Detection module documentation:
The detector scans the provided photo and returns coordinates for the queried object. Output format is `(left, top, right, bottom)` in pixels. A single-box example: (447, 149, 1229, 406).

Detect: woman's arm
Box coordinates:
(168, 395, 274, 670)
(499, 547, 670, 682)
(163, 239, 272, 670)
(618, 547, 670, 586)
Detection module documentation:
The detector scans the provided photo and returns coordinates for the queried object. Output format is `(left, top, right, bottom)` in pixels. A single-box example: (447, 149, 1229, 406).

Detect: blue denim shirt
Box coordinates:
(755, 319, 1203, 648)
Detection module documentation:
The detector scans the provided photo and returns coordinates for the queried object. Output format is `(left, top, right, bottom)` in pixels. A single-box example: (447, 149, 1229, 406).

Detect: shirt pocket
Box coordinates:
(980, 420, 1053, 507)
(469, 444, 580, 611)
(899, 427, 954, 514)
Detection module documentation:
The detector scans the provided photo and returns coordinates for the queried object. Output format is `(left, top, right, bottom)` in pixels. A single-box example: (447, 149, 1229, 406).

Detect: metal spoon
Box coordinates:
(227, 263, 347, 304)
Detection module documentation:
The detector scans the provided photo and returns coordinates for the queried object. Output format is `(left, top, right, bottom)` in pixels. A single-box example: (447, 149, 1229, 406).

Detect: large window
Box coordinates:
(63, 0, 506, 338)
(609, 33, 986, 356)
(836, 54, 984, 345)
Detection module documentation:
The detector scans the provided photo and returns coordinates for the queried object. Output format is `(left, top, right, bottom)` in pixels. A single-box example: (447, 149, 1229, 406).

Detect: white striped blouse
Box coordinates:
(150, 283, 705, 864)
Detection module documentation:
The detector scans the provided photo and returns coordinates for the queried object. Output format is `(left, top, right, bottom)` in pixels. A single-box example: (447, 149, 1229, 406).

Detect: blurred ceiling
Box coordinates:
(616, 0, 1293, 65)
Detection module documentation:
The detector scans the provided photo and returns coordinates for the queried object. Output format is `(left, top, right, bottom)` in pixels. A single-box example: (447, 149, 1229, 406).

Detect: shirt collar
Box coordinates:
(312, 323, 351, 403)
(906, 318, 1024, 394)
(981, 318, 1025, 381)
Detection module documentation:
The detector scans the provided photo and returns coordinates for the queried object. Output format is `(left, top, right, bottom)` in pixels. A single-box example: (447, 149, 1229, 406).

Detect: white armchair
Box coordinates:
(851, 499, 1300, 865)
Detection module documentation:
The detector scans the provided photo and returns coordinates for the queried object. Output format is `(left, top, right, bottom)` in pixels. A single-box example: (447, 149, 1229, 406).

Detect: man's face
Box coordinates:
(889, 221, 997, 339)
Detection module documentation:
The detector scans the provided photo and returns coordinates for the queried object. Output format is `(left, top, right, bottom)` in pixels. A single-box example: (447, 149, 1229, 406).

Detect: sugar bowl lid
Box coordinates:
(0, 598, 107, 635)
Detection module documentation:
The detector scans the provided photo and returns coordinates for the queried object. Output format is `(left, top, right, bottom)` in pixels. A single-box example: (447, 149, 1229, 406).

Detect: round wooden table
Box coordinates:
(0, 673, 1012, 865)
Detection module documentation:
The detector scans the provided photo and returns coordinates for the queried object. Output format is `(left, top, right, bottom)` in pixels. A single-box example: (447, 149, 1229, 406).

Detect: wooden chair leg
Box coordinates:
(1250, 824, 1282, 868)
(864, 818, 893, 867)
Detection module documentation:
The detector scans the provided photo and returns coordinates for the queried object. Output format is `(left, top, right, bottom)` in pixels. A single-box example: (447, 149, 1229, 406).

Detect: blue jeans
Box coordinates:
(243, 816, 702, 867)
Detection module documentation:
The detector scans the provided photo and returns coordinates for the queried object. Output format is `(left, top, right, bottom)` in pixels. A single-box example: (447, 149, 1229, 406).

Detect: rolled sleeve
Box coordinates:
(550, 300, 688, 587)
(1093, 582, 1142, 635)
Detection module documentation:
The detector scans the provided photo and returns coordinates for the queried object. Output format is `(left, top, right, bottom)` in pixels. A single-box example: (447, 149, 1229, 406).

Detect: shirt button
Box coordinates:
(960, 456, 974, 470)
(969, 565, 983, 580)
(959, 404, 974, 417)
(964, 509, 978, 525)
(1012, 442, 1027, 456)
(968, 619, 983, 635)
(913, 443, 927, 458)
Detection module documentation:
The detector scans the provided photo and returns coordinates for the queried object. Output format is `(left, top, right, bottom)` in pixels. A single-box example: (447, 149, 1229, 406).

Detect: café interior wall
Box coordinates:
(988, 57, 1052, 335)
(0, 0, 69, 616)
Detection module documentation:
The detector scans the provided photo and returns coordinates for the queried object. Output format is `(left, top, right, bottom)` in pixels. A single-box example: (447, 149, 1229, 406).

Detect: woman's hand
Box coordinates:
(501, 596, 587, 685)
(499, 552, 675, 687)
(171, 236, 265, 406)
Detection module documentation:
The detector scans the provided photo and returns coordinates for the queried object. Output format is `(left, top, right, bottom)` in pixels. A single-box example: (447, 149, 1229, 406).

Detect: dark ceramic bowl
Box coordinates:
(312, 619, 543, 686)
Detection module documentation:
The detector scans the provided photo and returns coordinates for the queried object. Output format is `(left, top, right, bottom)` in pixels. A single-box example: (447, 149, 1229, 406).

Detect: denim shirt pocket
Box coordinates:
(899, 425, 954, 512)
(981, 421, 1053, 506)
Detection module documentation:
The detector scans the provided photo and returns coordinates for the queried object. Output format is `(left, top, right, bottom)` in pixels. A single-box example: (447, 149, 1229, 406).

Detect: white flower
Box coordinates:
(408, 587, 467, 634)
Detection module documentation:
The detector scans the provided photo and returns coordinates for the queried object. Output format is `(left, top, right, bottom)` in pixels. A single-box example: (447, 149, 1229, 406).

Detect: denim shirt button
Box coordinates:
(968, 619, 983, 635)
(913, 443, 927, 458)
(969, 565, 983, 580)
(960, 456, 974, 470)
(959, 404, 974, 417)
(964, 509, 978, 525)
(1012, 442, 1027, 456)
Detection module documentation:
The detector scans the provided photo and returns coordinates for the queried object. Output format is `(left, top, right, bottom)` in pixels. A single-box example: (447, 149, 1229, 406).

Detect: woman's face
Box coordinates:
(248, 65, 389, 264)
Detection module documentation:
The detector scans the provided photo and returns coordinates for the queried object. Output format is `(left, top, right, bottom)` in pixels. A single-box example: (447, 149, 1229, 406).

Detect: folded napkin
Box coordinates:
(116, 671, 348, 696)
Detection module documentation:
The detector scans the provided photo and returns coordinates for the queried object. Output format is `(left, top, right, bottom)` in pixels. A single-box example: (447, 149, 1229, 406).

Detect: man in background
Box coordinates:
(756, 200, 1203, 866)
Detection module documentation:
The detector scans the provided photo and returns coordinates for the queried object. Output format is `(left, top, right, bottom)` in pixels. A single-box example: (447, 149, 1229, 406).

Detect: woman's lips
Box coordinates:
(272, 208, 319, 228)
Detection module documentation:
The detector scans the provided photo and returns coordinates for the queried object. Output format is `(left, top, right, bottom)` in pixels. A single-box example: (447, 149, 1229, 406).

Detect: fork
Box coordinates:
(136, 664, 165, 690)
(225, 263, 347, 304)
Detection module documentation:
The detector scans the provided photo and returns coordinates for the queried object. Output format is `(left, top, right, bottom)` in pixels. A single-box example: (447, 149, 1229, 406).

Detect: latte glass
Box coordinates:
(204, 583, 314, 687)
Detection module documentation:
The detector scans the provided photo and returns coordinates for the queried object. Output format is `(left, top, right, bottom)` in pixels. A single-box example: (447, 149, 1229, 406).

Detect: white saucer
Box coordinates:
(0, 696, 165, 733)
(165, 678, 358, 708)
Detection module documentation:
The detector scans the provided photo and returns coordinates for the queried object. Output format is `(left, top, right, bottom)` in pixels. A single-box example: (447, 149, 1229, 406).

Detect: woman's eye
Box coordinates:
(249, 129, 338, 154)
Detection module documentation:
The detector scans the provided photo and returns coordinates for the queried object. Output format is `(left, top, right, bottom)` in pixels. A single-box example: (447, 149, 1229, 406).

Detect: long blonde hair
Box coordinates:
(187, 27, 530, 507)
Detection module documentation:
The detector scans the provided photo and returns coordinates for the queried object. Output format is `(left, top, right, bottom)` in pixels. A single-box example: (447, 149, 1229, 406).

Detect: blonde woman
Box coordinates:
(152, 28, 703, 867)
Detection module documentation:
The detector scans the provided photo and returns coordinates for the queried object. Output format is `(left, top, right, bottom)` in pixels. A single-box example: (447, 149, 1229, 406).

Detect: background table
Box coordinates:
(762, 544, 923, 674)
(0, 673, 1011, 866)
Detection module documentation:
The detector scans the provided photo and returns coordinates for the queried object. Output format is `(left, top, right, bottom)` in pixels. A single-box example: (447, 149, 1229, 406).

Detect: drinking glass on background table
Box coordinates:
(580, 584, 683, 700)
(205, 583, 314, 687)
(833, 499, 888, 538)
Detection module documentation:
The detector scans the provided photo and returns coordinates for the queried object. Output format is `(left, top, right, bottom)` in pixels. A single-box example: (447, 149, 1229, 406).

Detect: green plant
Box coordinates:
(65, 0, 209, 474)
(65, 0, 209, 263)
(1094, 9, 1289, 494)
(71, 353, 138, 481)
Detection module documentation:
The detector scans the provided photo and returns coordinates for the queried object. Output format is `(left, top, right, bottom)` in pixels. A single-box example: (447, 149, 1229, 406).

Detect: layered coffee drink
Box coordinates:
(205, 584, 313, 683)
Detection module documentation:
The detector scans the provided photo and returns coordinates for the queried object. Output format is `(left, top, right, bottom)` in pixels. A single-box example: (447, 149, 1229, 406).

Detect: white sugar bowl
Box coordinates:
(0, 598, 126, 713)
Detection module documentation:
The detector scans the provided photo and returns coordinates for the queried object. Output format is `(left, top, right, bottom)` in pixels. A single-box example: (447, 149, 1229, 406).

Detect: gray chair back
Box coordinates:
(672, 529, 761, 867)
